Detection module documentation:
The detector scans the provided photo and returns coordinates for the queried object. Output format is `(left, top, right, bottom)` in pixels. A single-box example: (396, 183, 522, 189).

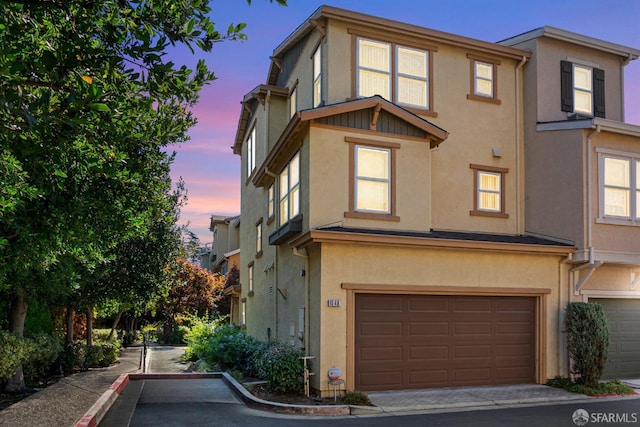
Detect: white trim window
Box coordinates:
(248, 263, 254, 294)
(246, 127, 256, 178)
(289, 86, 297, 118)
(267, 185, 275, 220)
(313, 47, 322, 107)
(355, 145, 390, 213)
(573, 64, 593, 115)
(477, 171, 501, 212)
(256, 220, 262, 255)
(279, 152, 300, 225)
(474, 61, 494, 98)
(357, 38, 428, 109)
(601, 154, 639, 221)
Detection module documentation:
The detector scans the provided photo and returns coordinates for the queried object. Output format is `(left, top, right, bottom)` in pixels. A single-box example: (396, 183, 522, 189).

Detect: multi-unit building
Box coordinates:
(208, 214, 241, 324)
(231, 5, 640, 395)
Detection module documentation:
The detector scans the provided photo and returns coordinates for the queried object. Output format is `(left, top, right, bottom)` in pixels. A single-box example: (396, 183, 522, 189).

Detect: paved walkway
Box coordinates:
(2, 343, 640, 426)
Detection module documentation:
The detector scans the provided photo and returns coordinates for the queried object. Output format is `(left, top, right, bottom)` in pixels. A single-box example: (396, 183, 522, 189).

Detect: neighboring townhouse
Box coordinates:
(233, 5, 579, 395)
(209, 214, 242, 324)
(501, 27, 640, 380)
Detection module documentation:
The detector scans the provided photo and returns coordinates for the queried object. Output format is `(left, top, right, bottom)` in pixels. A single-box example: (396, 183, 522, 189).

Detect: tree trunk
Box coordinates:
(65, 307, 75, 344)
(108, 310, 123, 340)
(85, 307, 93, 347)
(5, 288, 28, 392)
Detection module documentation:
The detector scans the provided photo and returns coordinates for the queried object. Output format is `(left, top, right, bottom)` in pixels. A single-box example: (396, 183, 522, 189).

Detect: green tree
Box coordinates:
(565, 302, 609, 387)
(0, 0, 285, 391)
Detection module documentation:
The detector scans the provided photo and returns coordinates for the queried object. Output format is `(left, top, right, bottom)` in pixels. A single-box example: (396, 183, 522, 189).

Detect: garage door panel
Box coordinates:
(355, 294, 536, 391)
(409, 322, 449, 336)
(592, 299, 640, 379)
(408, 297, 449, 312)
(359, 322, 403, 336)
(408, 345, 449, 360)
(454, 321, 492, 335)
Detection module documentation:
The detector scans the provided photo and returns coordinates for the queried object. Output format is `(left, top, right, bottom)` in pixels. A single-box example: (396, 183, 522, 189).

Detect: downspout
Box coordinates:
(621, 54, 633, 122)
(293, 247, 310, 356)
(516, 55, 528, 234)
(265, 169, 278, 339)
(586, 125, 601, 264)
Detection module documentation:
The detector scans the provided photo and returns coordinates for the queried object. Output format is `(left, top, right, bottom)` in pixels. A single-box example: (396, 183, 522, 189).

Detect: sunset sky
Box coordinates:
(169, 0, 640, 244)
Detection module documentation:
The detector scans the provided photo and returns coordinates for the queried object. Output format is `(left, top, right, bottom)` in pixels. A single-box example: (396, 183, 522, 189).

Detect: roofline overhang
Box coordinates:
(500, 26, 640, 61)
(251, 96, 449, 187)
(268, 5, 531, 86)
(537, 118, 640, 137)
(233, 85, 289, 155)
(289, 229, 575, 256)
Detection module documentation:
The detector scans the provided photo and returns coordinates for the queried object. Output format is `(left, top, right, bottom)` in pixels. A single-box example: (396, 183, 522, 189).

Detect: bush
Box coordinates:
(60, 341, 120, 373)
(251, 341, 304, 393)
(342, 391, 372, 406)
(0, 330, 28, 382)
(565, 302, 609, 387)
(184, 317, 220, 361)
(170, 325, 190, 345)
(202, 323, 258, 371)
(22, 333, 63, 382)
(60, 342, 86, 374)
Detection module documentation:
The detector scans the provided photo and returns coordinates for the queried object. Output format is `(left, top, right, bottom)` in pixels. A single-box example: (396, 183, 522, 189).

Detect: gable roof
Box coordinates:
(251, 96, 449, 188)
(499, 26, 640, 61)
(267, 5, 531, 86)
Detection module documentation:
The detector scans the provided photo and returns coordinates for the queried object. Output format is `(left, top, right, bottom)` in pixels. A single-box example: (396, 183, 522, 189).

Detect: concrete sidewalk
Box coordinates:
(0, 345, 142, 427)
(2, 343, 640, 426)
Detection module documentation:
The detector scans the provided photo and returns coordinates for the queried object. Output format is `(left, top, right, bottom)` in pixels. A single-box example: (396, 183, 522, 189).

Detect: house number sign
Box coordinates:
(327, 299, 341, 307)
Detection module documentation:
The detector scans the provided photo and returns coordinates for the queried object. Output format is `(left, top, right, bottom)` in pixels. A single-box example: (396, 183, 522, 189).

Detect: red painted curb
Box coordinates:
(74, 374, 130, 427)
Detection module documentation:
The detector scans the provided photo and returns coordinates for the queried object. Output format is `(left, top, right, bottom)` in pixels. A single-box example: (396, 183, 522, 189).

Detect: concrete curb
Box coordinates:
(74, 374, 130, 427)
(75, 371, 361, 424)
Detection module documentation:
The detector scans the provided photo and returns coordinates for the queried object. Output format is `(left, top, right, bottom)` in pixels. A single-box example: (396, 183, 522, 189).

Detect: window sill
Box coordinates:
(269, 215, 303, 245)
(467, 94, 501, 105)
(267, 216, 275, 226)
(344, 211, 400, 221)
(596, 217, 640, 226)
(470, 210, 509, 219)
(247, 291, 254, 297)
(255, 250, 263, 259)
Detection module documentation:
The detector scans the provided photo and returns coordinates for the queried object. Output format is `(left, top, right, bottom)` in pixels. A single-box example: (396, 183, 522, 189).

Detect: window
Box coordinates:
(561, 60, 605, 117)
(467, 54, 500, 104)
(289, 86, 297, 118)
(279, 152, 300, 225)
(247, 263, 254, 295)
(470, 164, 509, 218)
(356, 146, 390, 213)
(345, 137, 399, 221)
(256, 219, 263, 256)
(247, 127, 256, 178)
(240, 299, 246, 326)
(357, 38, 429, 110)
(313, 46, 322, 107)
(600, 153, 639, 222)
(267, 185, 275, 221)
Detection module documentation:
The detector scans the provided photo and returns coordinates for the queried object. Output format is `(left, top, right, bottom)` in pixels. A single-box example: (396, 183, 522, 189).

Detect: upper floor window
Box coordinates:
(247, 127, 256, 178)
(289, 85, 298, 119)
(356, 145, 390, 213)
(313, 46, 322, 107)
(256, 219, 263, 256)
(267, 184, 275, 221)
(247, 262, 254, 296)
(467, 54, 500, 104)
(600, 153, 639, 222)
(279, 152, 300, 225)
(470, 164, 509, 218)
(344, 137, 399, 221)
(561, 60, 605, 117)
(356, 38, 429, 110)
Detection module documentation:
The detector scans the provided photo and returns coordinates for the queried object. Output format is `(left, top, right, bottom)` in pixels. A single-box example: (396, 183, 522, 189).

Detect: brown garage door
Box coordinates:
(592, 299, 640, 379)
(355, 294, 536, 391)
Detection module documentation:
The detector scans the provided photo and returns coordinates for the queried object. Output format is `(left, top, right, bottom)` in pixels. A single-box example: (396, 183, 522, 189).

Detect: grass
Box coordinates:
(547, 376, 635, 396)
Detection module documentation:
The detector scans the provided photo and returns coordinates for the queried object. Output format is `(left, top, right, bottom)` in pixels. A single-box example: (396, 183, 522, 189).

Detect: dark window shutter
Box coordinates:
(593, 68, 605, 118)
(561, 61, 574, 112)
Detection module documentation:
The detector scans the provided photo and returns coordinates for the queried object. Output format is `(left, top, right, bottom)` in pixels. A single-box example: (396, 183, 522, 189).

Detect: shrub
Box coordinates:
(60, 341, 120, 373)
(565, 302, 609, 387)
(170, 325, 190, 345)
(22, 333, 63, 382)
(184, 316, 222, 361)
(342, 391, 372, 406)
(251, 341, 304, 393)
(60, 342, 86, 374)
(202, 323, 258, 371)
(0, 331, 27, 382)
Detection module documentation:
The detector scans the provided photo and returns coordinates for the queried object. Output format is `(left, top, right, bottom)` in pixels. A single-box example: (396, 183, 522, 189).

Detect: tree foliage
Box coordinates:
(157, 258, 226, 323)
(565, 302, 609, 387)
